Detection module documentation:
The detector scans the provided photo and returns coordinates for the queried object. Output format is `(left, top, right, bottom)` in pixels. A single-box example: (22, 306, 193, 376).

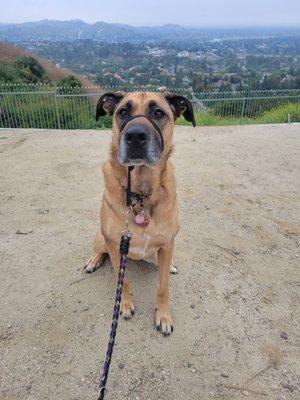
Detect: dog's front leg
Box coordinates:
(107, 242, 134, 320)
(156, 241, 173, 335)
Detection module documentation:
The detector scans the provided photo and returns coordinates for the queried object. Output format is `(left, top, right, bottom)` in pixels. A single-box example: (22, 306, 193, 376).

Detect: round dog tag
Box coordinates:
(135, 213, 145, 225)
(135, 213, 150, 227)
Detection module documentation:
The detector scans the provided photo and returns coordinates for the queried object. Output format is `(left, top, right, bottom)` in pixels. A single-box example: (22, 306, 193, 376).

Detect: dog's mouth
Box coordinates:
(121, 158, 147, 167)
(118, 123, 163, 167)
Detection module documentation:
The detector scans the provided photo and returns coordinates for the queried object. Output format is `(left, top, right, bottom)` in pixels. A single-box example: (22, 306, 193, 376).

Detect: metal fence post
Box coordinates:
(54, 91, 61, 130)
(241, 98, 246, 118)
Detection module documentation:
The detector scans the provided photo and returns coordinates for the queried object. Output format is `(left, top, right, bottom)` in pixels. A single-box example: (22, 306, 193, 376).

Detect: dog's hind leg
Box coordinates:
(84, 228, 107, 273)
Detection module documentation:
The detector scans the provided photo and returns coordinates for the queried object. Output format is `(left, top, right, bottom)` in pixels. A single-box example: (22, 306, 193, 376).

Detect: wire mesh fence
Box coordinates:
(0, 83, 299, 129)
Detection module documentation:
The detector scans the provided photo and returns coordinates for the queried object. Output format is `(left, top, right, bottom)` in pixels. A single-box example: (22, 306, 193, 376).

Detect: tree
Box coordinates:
(15, 57, 45, 83)
(57, 75, 83, 94)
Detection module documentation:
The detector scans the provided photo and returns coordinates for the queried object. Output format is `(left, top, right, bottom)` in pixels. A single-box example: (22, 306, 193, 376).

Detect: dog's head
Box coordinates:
(96, 91, 196, 167)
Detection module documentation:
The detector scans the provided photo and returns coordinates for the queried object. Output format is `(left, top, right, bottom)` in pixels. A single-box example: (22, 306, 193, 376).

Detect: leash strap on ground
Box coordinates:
(97, 167, 133, 400)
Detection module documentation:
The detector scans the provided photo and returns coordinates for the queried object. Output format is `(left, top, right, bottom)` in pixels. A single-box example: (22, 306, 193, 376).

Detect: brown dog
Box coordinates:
(85, 91, 195, 335)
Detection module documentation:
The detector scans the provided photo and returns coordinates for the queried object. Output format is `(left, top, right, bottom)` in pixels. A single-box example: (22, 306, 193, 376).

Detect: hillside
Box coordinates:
(0, 20, 189, 42)
(1, 20, 299, 42)
(0, 41, 95, 87)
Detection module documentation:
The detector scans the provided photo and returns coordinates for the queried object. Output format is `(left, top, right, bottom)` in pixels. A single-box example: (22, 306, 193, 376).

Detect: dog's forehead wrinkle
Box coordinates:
(120, 92, 168, 114)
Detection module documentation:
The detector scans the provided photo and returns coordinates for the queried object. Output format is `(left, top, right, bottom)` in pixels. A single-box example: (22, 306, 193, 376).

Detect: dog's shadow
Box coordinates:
(121, 258, 159, 289)
(100, 257, 159, 299)
(91, 255, 177, 288)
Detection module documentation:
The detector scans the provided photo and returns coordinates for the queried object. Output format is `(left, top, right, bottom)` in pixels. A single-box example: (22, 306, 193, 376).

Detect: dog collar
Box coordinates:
(124, 166, 151, 227)
(122, 186, 151, 207)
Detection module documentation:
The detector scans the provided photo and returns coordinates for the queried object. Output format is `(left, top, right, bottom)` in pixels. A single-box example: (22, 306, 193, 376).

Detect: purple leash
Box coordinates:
(97, 166, 134, 400)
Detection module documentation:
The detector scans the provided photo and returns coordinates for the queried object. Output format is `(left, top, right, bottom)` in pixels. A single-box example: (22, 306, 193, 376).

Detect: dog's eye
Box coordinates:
(119, 108, 128, 118)
(153, 109, 165, 119)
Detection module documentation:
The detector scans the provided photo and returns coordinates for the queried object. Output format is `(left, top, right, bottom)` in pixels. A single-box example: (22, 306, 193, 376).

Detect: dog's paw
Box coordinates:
(170, 261, 178, 274)
(120, 300, 135, 320)
(84, 253, 105, 274)
(155, 307, 173, 336)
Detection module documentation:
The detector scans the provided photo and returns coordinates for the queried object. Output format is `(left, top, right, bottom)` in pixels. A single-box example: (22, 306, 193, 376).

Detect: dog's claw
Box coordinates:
(156, 322, 173, 336)
(84, 265, 97, 274)
(84, 254, 105, 274)
(170, 261, 178, 275)
(155, 309, 173, 336)
(84, 263, 100, 274)
(121, 302, 135, 320)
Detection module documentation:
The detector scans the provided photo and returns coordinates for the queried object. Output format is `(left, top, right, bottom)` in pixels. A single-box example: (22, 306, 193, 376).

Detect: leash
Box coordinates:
(97, 166, 134, 400)
(97, 114, 161, 399)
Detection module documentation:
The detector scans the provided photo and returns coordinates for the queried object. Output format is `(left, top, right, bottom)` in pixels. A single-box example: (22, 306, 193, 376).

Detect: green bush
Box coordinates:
(0, 62, 23, 84)
(0, 89, 113, 129)
(83, 115, 112, 129)
(57, 75, 84, 95)
(0, 93, 62, 128)
(214, 100, 243, 117)
(176, 102, 299, 126)
(257, 102, 300, 124)
(176, 112, 252, 126)
(15, 57, 46, 83)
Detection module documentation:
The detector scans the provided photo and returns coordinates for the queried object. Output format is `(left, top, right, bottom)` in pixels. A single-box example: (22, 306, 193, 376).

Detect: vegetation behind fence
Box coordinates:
(0, 83, 299, 130)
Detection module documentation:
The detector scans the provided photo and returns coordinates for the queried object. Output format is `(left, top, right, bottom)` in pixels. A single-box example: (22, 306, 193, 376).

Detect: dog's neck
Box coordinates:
(134, 165, 163, 194)
(110, 152, 170, 199)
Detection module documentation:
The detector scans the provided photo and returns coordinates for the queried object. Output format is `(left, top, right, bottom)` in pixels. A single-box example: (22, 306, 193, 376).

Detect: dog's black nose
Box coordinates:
(125, 125, 149, 147)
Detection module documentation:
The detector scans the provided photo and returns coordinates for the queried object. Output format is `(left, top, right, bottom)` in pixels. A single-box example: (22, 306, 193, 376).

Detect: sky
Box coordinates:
(2, 0, 300, 26)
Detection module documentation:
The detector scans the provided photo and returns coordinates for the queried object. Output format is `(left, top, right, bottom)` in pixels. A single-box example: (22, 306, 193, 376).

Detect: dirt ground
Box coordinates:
(0, 124, 299, 400)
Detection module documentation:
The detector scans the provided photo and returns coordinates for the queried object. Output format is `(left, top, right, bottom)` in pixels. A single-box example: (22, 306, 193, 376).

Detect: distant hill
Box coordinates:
(0, 20, 299, 42)
(0, 20, 189, 42)
(0, 41, 95, 87)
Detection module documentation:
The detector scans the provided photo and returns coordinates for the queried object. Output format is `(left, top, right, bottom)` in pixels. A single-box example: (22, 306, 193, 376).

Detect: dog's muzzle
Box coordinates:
(118, 114, 164, 167)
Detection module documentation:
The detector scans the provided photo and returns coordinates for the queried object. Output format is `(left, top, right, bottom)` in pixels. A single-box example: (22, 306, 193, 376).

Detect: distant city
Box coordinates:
(0, 20, 299, 91)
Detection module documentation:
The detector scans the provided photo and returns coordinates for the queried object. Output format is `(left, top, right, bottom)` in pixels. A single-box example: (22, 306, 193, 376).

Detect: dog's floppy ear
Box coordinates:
(96, 91, 126, 120)
(164, 92, 196, 127)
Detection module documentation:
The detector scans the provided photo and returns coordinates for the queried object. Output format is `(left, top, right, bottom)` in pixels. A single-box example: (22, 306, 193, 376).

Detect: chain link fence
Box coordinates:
(0, 83, 299, 129)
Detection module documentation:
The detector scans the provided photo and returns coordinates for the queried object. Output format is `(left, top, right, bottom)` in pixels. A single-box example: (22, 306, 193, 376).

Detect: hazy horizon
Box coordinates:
(1, 18, 300, 29)
(2, 0, 300, 27)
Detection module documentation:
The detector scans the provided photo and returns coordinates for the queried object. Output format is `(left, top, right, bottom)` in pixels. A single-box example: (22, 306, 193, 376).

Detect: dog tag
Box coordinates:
(135, 213, 149, 227)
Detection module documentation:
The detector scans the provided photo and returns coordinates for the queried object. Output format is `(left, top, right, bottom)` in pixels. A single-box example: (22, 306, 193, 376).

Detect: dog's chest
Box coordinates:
(129, 231, 153, 260)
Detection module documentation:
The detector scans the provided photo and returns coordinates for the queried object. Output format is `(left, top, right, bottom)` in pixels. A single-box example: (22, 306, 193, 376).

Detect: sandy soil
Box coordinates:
(0, 124, 299, 400)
